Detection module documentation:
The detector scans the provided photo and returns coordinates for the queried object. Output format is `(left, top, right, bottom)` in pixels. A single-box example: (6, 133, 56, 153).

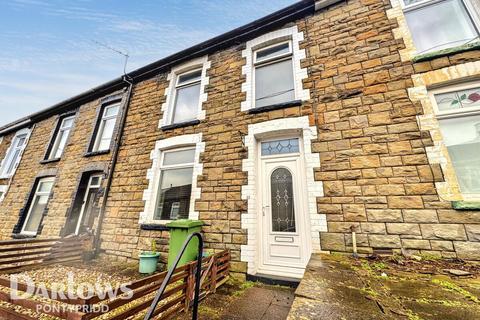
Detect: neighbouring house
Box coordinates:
(0, 0, 479, 281)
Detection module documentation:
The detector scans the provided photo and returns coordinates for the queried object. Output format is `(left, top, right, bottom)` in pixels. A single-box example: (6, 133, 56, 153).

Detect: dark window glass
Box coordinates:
(270, 168, 296, 232)
(155, 168, 193, 220)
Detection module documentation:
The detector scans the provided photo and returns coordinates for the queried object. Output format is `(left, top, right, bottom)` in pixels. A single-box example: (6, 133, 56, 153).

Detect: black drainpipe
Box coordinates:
(93, 74, 134, 256)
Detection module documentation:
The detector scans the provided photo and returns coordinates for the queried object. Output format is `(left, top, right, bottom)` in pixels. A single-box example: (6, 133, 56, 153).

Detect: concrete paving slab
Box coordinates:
(220, 285, 295, 320)
(288, 254, 480, 320)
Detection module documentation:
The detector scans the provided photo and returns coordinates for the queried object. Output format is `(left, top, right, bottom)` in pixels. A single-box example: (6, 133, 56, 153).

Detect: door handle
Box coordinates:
(262, 205, 270, 216)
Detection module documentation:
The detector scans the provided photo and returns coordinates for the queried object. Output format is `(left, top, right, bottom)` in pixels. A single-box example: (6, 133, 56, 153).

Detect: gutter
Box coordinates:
(0, 119, 31, 136)
(0, 0, 315, 136)
(93, 75, 134, 256)
(315, 0, 343, 11)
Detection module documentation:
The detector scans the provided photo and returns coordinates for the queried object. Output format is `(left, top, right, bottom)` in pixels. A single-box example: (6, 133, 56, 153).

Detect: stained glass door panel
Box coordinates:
(270, 168, 296, 232)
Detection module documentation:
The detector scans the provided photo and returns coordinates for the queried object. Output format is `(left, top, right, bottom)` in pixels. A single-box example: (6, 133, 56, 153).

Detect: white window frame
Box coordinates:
(429, 81, 480, 198)
(252, 40, 296, 107)
(48, 115, 75, 160)
(254, 40, 293, 65)
(153, 146, 196, 223)
(0, 128, 30, 179)
(429, 81, 480, 119)
(0, 185, 7, 203)
(20, 177, 55, 236)
(241, 26, 310, 112)
(92, 103, 120, 152)
(140, 134, 205, 225)
(160, 56, 210, 128)
(168, 68, 203, 125)
(401, 0, 480, 53)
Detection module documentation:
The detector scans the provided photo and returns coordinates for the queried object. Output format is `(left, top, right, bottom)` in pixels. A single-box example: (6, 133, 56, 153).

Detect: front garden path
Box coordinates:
(179, 282, 295, 320)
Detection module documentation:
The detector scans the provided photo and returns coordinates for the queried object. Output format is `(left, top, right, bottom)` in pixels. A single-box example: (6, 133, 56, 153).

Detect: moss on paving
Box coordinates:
(431, 278, 479, 303)
(290, 254, 480, 319)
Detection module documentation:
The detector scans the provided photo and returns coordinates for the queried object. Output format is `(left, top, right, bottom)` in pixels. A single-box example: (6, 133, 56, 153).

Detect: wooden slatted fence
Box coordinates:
(0, 249, 230, 320)
(0, 235, 92, 274)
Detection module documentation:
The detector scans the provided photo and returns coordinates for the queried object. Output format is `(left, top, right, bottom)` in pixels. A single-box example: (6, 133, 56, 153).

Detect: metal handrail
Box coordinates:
(144, 232, 204, 320)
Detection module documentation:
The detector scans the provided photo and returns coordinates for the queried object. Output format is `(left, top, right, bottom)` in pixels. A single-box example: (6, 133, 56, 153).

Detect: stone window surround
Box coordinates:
(241, 26, 310, 112)
(159, 56, 210, 128)
(409, 60, 480, 202)
(387, 0, 480, 62)
(0, 127, 31, 180)
(240, 116, 326, 276)
(140, 133, 205, 225)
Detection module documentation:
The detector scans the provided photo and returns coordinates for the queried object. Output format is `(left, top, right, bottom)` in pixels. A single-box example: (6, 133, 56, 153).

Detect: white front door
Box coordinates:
(258, 138, 310, 278)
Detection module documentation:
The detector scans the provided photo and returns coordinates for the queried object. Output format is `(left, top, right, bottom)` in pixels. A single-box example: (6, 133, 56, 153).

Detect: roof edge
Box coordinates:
(0, 0, 316, 136)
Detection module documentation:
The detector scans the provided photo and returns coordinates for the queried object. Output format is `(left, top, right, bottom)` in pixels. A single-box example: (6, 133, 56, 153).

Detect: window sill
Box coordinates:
(248, 100, 303, 114)
(161, 119, 201, 131)
(84, 149, 111, 158)
(412, 41, 480, 63)
(40, 158, 61, 165)
(11, 233, 37, 239)
(140, 223, 169, 231)
(452, 201, 480, 211)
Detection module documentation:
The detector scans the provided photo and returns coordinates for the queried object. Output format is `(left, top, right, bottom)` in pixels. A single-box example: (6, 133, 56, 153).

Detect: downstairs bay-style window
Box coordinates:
(430, 82, 480, 197)
(91, 103, 120, 152)
(47, 115, 75, 160)
(20, 177, 55, 236)
(254, 41, 295, 108)
(0, 129, 29, 178)
(154, 147, 195, 221)
(402, 0, 480, 54)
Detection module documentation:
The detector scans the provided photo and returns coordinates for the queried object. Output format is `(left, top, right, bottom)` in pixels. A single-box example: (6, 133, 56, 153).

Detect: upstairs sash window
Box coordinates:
(254, 41, 295, 108)
(171, 69, 202, 124)
(402, 0, 479, 54)
(0, 130, 28, 178)
(48, 115, 75, 160)
(92, 103, 120, 152)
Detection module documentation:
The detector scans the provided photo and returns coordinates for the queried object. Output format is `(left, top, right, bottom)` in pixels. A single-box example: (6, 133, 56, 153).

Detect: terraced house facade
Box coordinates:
(0, 0, 479, 280)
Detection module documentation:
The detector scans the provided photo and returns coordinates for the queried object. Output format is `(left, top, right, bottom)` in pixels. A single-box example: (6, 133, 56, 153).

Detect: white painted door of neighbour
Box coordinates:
(259, 138, 309, 278)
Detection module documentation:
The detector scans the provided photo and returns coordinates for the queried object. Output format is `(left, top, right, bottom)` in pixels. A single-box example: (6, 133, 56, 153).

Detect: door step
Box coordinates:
(247, 273, 300, 288)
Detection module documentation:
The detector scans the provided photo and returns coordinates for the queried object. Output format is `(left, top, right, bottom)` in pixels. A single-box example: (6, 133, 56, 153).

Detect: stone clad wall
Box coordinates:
(99, 0, 480, 276)
(98, 45, 315, 275)
(311, 0, 480, 259)
(0, 0, 478, 277)
(0, 92, 124, 239)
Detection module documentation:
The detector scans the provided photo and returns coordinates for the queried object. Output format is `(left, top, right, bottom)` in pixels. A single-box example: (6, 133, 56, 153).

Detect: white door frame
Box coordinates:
(74, 174, 102, 235)
(256, 135, 312, 278)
